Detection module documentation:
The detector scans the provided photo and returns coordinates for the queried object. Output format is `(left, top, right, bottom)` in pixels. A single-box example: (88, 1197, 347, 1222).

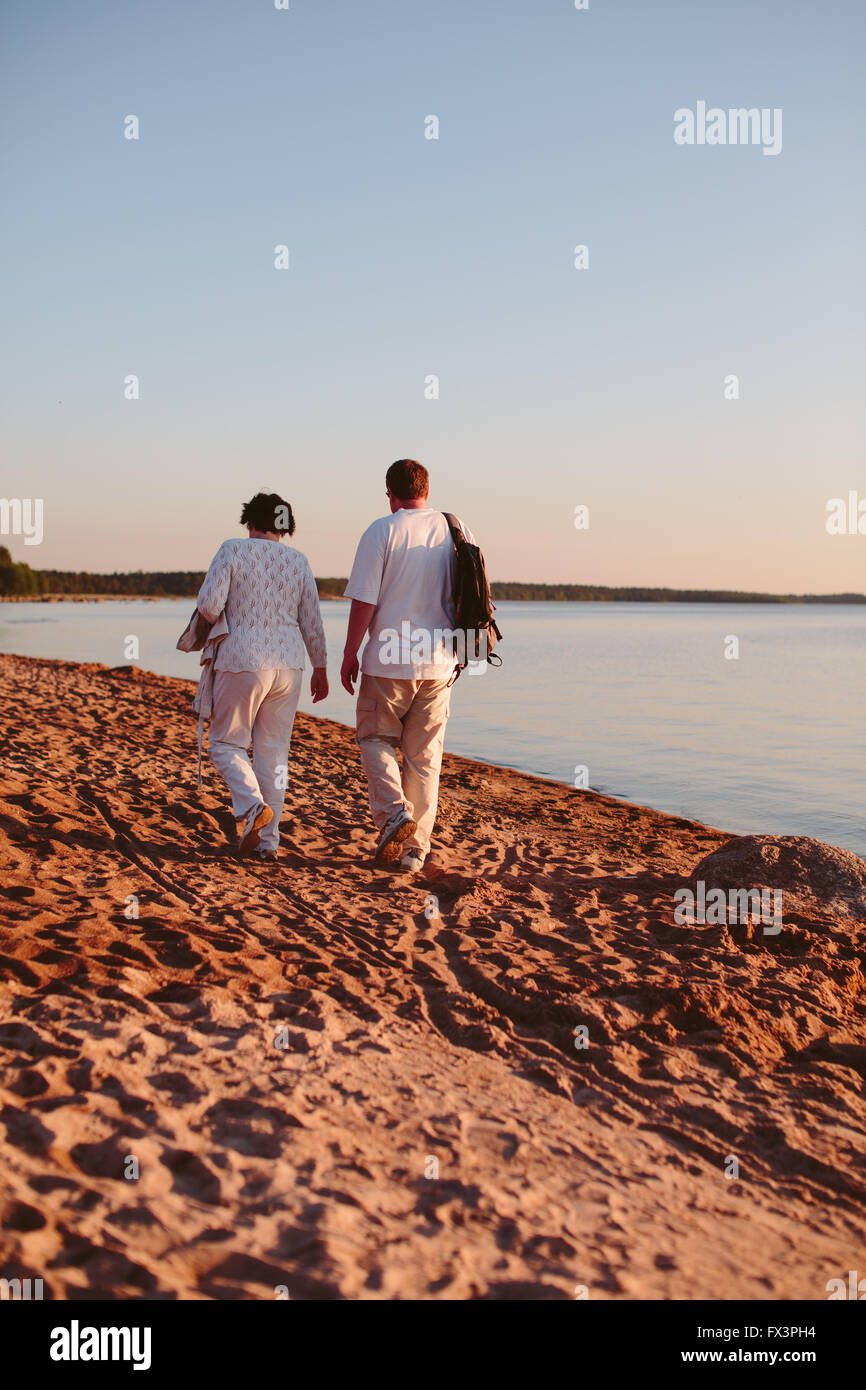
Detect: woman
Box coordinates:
(196, 491, 328, 860)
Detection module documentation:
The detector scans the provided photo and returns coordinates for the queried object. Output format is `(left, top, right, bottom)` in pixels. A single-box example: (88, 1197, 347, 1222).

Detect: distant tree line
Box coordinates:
(487, 582, 866, 603)
(0, 563, 354, 600)
(1, 557, 863, 604)
(0, 547, 50, 595)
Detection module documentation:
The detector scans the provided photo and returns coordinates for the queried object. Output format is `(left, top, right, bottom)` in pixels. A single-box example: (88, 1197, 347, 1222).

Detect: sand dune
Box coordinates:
(0, 653, 864, 1300)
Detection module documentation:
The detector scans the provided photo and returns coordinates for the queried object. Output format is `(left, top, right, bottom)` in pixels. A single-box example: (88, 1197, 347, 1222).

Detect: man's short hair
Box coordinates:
(386, 459, 429, 501)
(239, 491, 295, 535)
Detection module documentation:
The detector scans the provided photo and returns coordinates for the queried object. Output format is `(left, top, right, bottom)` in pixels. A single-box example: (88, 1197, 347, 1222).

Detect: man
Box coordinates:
(341, 459, 475, 870)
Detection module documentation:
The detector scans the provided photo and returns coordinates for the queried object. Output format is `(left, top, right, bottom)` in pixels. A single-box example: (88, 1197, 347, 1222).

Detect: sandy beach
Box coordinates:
(0, 652, 864, 1301)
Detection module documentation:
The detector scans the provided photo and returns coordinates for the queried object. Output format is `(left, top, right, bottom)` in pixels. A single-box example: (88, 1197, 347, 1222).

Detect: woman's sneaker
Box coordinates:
(236, 802, 273, 855)
(400, 848, 426, 873)
(374, 809, 418, 864)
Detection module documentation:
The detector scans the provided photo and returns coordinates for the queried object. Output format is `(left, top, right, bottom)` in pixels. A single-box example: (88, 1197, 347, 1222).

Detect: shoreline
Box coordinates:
(0, 645, 862, 856)
(3, 593, 865, 606)
(1, 651, 724, 836)
(1, 652, 864, 1300)
(0, 593, 350, 603)
(0, 645, 861, 858)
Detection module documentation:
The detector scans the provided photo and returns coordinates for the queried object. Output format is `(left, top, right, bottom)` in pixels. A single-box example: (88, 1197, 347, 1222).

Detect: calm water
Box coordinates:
(1, 600, 863, 856)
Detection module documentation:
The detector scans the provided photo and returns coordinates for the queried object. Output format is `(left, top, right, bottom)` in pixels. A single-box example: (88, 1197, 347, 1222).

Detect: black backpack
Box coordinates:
(442, 512, 502, 681)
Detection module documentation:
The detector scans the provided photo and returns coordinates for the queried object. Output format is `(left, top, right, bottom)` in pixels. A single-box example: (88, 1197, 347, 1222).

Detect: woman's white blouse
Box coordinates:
(197, 537, 327, 673)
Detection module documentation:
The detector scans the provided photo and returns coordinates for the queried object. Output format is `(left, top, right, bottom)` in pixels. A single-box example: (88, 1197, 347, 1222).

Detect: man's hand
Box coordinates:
(310, 666, 329, 703)
(342, 600, 375, 693)
(340, 651, 359, 694)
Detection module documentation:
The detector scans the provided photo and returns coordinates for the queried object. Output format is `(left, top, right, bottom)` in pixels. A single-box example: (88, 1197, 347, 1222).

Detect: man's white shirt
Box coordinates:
(345, 508, 475, 678)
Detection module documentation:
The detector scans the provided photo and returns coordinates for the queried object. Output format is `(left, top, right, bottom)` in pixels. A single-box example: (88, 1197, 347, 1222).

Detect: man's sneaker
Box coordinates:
(236, 801, 273, 855)
(255, 847, 278, 863)
(374, 809, 418, 864)
(400, 848, 426, 873)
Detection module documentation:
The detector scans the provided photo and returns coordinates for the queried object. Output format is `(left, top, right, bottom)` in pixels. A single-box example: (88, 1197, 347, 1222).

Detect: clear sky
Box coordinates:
(1, 0, 864, 590)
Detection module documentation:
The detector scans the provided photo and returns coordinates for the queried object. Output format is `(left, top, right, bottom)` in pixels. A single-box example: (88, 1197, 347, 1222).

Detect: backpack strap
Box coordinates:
(442, 512, 463, 685)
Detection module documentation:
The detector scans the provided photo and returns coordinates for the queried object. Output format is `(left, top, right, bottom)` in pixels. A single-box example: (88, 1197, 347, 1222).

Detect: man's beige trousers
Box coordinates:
(355, 674, 451, 856)
(209, 667, 303, 852)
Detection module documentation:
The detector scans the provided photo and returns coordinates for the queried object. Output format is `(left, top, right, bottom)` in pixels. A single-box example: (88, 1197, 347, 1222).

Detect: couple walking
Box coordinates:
(193, 459, 478, 871)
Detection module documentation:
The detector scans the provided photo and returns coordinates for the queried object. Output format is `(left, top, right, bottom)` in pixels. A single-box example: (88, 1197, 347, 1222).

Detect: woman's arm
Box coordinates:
(197, 542, 232, 622)
(298, 558, 328, 702)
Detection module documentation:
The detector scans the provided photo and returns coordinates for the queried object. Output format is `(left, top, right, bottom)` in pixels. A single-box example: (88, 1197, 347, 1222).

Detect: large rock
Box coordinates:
(692, 835, 866, 921)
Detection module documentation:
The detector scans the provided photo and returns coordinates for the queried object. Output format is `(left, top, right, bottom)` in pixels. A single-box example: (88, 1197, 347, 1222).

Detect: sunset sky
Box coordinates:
(2, 0, 864, 591)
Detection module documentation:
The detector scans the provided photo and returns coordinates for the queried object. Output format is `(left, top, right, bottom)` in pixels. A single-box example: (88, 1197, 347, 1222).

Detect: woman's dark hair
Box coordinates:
(240, 491, 296, 536)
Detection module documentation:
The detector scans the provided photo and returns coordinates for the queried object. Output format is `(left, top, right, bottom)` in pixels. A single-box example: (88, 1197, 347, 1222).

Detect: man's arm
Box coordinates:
(341, 599, 375, 693)
(342, 520, 386, 693)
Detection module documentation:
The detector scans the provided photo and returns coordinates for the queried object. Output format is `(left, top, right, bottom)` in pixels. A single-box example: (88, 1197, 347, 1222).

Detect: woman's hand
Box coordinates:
(310, 666, 329, 703)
